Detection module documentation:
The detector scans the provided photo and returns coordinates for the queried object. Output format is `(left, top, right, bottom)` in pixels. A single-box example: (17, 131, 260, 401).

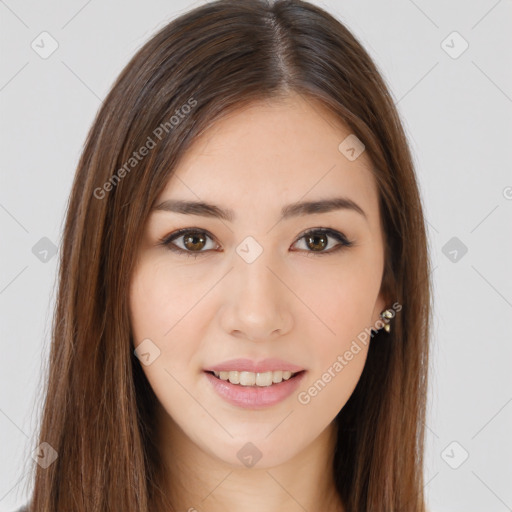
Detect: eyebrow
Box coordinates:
(152, 196, 367, 222)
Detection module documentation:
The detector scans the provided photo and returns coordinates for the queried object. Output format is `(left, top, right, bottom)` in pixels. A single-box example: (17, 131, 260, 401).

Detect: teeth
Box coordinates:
(212, 369, 296, 386)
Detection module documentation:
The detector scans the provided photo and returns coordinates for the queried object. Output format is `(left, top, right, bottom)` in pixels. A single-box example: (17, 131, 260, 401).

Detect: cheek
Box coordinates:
(129, 259, 204, 374)
(293, 252, 380, 413)
(129, 264, 172, 343)
(129, 261, 210, 419)
(300, 252, 382, 344)
(297, 348, 368, 422)
(293, 296, 370, 425)
(130, 258, 198, 342)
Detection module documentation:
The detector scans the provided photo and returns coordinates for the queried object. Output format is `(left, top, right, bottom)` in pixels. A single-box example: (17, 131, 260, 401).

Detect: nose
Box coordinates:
(218, 249, 293, 342)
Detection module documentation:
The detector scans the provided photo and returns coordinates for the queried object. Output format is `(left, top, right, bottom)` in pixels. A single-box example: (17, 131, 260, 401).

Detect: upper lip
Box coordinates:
(203, 358, 305, 373)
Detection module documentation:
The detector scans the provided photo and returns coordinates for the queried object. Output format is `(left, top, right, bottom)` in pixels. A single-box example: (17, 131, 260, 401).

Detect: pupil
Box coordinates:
(307, 233, 327, 251)
(185, 233, 205, 251)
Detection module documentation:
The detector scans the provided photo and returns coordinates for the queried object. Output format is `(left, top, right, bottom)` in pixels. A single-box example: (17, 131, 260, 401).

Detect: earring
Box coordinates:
(379, 308, 395, 333)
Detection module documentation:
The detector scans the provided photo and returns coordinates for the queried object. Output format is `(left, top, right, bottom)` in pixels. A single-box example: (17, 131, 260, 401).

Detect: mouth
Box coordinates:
(204, 369, 306, 387)
(203, 369, 307, 409)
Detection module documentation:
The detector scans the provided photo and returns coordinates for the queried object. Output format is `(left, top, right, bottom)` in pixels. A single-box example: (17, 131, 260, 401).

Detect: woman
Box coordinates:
(19, 0, 432, 510)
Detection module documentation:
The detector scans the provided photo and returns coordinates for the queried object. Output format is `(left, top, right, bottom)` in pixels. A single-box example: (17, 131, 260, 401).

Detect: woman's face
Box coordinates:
(129, 92, 387, 469)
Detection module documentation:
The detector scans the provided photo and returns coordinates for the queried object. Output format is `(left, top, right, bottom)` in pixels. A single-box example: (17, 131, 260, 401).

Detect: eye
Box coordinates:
(158, 228, 219, 259)
(291, 228, 354, 256)
(158, 227, 354, 258)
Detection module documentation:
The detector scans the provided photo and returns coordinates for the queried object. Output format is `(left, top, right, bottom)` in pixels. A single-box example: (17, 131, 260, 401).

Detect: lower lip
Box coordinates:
(204, 370, 306, 409)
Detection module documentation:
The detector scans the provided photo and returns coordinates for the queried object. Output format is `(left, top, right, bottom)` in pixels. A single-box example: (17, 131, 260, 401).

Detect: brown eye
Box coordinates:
(292, 228, 354, 256)
(182, 232, 207, 251)
(160, 228, 218, 258)
(305, 232, 328, 252)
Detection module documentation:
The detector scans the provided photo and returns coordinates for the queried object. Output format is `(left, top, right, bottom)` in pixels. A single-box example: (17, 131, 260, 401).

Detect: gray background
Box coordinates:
(1, 0, 511, 510)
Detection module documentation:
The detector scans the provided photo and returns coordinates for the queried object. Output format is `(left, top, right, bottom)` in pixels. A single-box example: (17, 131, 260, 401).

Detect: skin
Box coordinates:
(129, 92, 387, 512)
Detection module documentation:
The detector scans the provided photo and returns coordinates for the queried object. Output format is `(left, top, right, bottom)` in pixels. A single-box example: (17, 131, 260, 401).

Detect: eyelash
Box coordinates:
(157, 227, 354, 259)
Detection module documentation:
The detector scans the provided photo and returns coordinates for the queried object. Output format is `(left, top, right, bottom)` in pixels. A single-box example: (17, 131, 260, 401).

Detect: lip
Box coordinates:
(203, 358, 305, 373)
(204, 369, 307, 409)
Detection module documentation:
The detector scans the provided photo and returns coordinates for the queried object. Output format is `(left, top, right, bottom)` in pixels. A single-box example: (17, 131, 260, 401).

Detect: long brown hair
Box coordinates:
(26, 1, 432, 510)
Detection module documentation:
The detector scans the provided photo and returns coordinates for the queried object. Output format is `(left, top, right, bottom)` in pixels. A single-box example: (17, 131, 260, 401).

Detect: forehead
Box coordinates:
(157, 93, 379, 224)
